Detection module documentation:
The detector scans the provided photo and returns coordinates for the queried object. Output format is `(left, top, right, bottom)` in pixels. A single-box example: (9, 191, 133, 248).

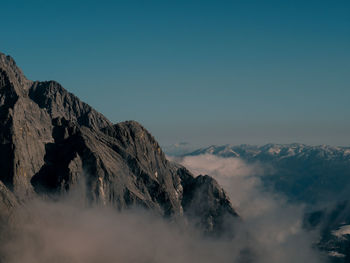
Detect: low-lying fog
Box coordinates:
(0, 155, 325, 263)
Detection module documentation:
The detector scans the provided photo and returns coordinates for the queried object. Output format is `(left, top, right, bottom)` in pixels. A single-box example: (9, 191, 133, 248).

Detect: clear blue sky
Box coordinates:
(1, 0, 349, 146)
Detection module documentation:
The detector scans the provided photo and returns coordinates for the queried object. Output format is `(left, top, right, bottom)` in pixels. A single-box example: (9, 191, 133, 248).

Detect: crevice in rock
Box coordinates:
(30, 118, 81, 195)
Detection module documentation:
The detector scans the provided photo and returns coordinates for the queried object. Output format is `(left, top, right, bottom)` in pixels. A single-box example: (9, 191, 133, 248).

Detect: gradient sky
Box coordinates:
(1, 0, 349, 146)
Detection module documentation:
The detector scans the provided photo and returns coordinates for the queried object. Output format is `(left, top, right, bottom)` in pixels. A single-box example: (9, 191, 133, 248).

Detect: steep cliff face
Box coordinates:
(0, 52, 238, 234)
(0, 181, 18, 225)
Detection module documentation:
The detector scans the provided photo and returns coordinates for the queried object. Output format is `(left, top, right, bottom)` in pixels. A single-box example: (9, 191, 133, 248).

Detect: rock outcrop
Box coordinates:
(0, 52, 238, 234)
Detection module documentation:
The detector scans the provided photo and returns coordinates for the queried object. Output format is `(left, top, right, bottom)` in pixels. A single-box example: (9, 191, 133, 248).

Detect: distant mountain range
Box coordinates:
(169, 143, 350, 204)
(167, 143, 350, 262)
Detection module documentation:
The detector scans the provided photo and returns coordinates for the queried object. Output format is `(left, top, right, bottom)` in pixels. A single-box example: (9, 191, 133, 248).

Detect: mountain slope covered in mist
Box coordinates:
(0, 52, 238, 235)
(176, 143, 350, 262)
(184, 143, 350, 204)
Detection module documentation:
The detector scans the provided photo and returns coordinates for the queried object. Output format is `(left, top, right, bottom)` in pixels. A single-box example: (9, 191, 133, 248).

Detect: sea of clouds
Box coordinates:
(0, 154, 325, 263)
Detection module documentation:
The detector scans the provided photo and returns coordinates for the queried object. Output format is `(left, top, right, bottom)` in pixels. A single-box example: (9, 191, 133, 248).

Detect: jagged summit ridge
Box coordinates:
(29, 80, 112, 130)
(0, 52, 238, 234)
(0, 52, 32, 90)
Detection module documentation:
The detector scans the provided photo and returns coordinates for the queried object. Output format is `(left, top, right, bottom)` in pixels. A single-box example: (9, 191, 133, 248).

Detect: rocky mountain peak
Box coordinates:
(0, 52, 239, 235)
(0, 52, 32, 91)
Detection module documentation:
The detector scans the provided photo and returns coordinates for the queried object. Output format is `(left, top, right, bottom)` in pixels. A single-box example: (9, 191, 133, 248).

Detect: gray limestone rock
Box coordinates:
(0, 52, 239, 235)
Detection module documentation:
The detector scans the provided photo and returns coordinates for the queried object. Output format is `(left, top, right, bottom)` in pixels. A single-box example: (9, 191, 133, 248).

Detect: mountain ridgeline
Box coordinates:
(0, 52, 238, 235)
(176, 144, 350, 262)
(185, 143, 350, 204)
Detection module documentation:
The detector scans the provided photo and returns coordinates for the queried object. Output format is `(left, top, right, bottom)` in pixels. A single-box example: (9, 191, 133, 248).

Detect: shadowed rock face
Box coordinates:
(304, 201, 350, 263)
(0, 52, 238, 234)
(178, 168, 239, 236)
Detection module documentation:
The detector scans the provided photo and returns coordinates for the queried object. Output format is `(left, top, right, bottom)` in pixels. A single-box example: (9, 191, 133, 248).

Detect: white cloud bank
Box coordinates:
(172, 154, 326, 263)
(0, 155, 326, 263)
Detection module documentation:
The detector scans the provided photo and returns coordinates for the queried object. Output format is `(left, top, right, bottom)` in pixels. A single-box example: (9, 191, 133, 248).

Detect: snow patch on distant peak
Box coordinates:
(328, 251, 346, 258)
(267, 147, 281, 155)
(332, 225, 350, 238)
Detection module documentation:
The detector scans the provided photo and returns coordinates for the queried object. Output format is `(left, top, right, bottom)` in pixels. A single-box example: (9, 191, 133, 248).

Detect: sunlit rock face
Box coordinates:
(0, 52, 238, 235)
